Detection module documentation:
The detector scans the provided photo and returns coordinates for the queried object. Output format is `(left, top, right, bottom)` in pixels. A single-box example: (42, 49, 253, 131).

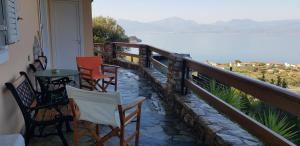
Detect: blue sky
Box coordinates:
(92, 0, 300, 23)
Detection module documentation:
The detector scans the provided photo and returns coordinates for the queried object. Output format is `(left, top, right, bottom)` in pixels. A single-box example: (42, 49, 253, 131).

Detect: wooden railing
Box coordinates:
(112, 42, 171, 72)
(94, 43, 105, 48)
(147, 45, 172, 58)
(150, 57, 168, 74)
(95, 42, 300, 146)
(183, 58, 300, 146)
(148, 46, 171, 72)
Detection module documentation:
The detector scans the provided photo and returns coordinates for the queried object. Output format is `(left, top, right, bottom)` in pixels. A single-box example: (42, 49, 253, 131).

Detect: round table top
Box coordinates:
(35, 69, 79, 78)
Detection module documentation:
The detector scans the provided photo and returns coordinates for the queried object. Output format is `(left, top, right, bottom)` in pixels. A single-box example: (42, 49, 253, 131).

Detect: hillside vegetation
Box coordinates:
(214, 61, 300, 93)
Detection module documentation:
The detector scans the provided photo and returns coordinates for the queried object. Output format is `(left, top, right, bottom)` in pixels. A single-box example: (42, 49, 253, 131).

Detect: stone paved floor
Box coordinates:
(30, 68, 197, 146)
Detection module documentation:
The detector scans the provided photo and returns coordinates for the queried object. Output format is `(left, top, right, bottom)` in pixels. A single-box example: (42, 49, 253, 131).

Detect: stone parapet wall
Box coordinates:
(172, 93, 262, 146)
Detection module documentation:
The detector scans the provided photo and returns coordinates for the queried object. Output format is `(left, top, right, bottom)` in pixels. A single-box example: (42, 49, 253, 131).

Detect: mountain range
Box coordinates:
(118, 17, 300, 35)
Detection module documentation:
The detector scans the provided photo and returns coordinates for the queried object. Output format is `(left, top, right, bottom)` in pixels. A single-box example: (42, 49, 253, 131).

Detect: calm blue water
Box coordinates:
(129, 32, 300, 64)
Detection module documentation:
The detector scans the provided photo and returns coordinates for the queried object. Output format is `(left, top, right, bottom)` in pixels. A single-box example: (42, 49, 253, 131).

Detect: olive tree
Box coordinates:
(93, 16, 129, 43)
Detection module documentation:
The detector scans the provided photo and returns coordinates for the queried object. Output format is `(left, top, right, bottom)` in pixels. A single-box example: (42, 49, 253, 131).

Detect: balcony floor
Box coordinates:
(29, 68, 197, 146)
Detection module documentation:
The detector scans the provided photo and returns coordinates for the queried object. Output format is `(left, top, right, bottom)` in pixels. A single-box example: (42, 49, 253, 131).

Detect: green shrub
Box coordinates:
(207, 80, 245, 109)
(257, 109, 299, 143)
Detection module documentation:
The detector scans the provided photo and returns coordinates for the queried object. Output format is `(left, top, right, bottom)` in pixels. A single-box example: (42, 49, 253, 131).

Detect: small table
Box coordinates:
(35, 69, 79, 103)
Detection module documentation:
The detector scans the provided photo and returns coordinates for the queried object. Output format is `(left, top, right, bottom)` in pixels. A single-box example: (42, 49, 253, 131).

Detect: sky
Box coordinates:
(92, 0, 300, 24)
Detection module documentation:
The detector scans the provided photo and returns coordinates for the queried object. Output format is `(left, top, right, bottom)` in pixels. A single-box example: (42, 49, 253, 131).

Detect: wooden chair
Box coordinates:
(38, 55, 48, 70)
(29, 61, 75, 132)
(5, 72, 79, 146)
(76, 56, 120, 92)
(29, 59, 46, 91)
(66, 85, 146, 146)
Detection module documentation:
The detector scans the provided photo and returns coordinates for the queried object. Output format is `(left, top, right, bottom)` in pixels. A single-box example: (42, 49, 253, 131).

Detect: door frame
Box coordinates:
(49, 0, 85, 68)
(39, 0, 51, 68)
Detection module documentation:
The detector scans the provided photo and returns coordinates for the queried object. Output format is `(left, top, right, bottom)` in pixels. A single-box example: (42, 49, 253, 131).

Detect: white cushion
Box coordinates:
(0, 134, 25, 146)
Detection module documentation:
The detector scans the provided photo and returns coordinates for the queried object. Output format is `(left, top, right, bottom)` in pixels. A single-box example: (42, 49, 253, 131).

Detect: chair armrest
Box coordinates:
(101, 64, 120, 74)
(119, 97, 146, 112)
(118, 97, 146, 126)
(102, 64, 120, 69)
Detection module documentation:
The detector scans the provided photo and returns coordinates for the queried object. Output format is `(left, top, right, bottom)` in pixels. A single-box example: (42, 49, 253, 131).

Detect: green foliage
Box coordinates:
(93, 16, 129, 43)
(207, 80, 246, 109)
(235, 60, 242, 63)
(258, 72, 266, 82)
(276, 76, 282, 86)
(240, 95, 264, 114)
(258, 63, 266, 66)
(257, 109, 299, 143)
(282, 79, 288, 88)
(270, 79, 275, 84)
(205, 80, 299, 144)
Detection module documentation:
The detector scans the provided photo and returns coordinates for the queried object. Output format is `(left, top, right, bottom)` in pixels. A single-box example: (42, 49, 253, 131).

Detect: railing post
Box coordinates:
(167, 53, 189, 95)
(112, 43, 117, 59)
(139, 45, 152, 68)
(101, 42, 114, 64)
(181, 59, 190, 95)
(146, 47, 151, 68)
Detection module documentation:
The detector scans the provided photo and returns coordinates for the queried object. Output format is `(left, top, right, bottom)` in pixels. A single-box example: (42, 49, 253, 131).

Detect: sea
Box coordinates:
(128, 32, 300, 64)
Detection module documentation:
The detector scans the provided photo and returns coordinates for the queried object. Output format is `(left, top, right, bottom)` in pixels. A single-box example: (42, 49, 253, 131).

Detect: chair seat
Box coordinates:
(35, 99, 80, 122)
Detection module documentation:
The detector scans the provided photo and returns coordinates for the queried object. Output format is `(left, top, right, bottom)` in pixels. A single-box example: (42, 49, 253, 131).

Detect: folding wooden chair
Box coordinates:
(76, 56, 119, 92)
(66, 86, 146, 146)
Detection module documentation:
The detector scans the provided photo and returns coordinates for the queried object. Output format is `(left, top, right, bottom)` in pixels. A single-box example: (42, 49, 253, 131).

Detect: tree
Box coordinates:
(93, 16, 129, 43)
(259, 71, 266, 82)
(270, 79, 275, 84)
(282, 79, 288, 88)
(276, 76, 282, 86)
(235, 60, 242, 64)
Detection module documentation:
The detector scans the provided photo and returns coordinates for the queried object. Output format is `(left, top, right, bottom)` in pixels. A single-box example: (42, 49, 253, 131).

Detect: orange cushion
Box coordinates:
(35, 99, 80, 122)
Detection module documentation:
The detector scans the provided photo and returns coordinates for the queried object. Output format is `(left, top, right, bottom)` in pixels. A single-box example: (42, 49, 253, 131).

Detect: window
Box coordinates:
(0, 0, 19, 63)
(5, 0, 19, 44)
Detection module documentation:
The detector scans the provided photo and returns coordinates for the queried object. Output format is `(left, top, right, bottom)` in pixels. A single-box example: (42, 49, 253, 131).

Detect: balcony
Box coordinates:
(22, 42, 300, 146)
(93, 42, 300, 146)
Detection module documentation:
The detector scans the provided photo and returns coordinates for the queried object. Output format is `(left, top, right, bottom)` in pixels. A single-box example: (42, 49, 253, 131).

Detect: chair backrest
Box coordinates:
(76, 56, 103, 75)
(5, 72, 38, 126)
(66, 85, 121, 126)
(38, 55, 48, 69)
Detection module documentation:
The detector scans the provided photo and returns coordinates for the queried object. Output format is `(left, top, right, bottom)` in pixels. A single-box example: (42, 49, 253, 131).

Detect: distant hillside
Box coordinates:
(118, 17, 300, 35)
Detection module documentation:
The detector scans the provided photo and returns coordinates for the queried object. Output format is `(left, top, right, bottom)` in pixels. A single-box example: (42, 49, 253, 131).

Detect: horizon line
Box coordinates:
(92, 15, 300, 24)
